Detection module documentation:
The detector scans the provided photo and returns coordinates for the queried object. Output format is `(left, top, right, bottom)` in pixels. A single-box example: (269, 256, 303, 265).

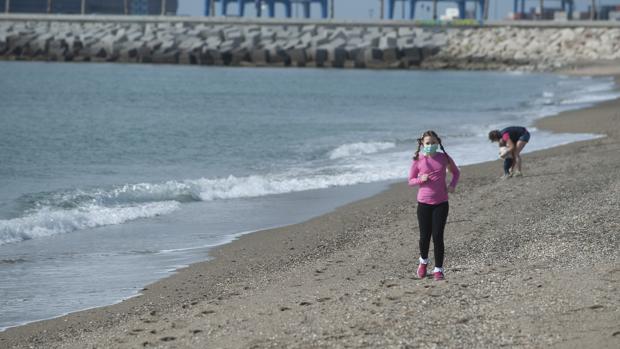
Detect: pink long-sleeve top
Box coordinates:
(408, 152, 460, 205)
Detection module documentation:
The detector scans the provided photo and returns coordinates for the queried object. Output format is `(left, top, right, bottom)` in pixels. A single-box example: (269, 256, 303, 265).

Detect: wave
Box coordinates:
(190, 166, 404, 201)
(560, 92, 620, 106)
(328, 142, 395, 159)
(0, 202, 180, 246)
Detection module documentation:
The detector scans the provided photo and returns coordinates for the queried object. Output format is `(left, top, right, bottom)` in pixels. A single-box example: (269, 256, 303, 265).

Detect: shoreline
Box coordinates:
(1, 69, 619, 348)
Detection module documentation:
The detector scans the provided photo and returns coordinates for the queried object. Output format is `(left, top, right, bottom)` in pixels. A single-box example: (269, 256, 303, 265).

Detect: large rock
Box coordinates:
(313, 48, 328, 67)
(288, 48, 307, 67)
(250, 48, 269, 65)
(401, 47, 422, 67)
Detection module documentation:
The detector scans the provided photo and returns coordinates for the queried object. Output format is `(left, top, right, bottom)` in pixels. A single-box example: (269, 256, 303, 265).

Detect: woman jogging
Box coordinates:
(408, 130, 460, 281)
(488, 126, 530, 177)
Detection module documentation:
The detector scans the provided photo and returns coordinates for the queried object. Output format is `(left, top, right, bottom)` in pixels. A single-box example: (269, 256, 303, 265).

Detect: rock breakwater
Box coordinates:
(1, 16, 619, 71)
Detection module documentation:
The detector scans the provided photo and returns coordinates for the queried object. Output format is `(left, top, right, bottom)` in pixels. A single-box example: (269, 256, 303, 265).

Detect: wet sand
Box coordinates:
(1, 73, 619, 348)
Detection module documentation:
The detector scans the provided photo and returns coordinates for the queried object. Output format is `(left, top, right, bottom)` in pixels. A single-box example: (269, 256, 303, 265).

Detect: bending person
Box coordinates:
(488, 126, 530, 177)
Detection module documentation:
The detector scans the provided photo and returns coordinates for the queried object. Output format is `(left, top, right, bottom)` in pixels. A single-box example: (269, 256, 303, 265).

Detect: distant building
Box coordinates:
(1, 0, 178, 15)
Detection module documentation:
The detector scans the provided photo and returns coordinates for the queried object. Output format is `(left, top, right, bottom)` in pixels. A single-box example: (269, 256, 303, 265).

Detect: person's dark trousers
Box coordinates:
(417, 201, 449, 268)
(503, 158, 513, 175)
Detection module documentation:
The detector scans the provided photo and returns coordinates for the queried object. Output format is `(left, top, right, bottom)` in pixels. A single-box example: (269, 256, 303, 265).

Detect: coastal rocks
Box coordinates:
(0, 18, 619, 71)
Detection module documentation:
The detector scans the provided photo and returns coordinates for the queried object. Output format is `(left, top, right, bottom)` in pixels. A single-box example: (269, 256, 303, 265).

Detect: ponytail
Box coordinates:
(437, 136, 449, 158)
(413, 138, 423, 160)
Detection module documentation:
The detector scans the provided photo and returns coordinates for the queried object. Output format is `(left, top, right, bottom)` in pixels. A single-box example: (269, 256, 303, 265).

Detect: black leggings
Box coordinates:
(417, 201, 449, 268)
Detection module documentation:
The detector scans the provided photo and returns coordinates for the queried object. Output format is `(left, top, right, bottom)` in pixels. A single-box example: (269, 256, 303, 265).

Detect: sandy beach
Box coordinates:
(1, 71, 619, 348)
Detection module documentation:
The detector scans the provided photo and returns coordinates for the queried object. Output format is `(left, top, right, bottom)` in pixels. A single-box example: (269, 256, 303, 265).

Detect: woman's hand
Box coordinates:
(447, 186, 455, 193)
(419, 174, 429, 182)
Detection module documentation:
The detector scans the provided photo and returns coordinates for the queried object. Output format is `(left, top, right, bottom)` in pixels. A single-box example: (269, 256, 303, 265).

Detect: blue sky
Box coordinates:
(177, 1, 620, 20)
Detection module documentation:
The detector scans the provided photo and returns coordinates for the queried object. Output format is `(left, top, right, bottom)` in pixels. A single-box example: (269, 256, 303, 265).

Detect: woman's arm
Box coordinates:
(446, 155, 460, 190)
(408, 161, 423, 186)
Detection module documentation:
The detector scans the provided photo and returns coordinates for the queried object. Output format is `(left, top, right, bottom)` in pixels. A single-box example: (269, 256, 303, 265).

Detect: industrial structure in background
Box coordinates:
(0, 0, 178, 15)
(203, 0, 331, 18)
(1, 0, 619, 21)
(386, 0, 484, 20)
(508, 0, 618, 20)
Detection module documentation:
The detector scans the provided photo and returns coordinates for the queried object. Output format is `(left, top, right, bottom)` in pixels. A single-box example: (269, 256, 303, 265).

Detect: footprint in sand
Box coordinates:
(299, 301, 312, 306)
(160, 336, 176, 342)
(317, 297, 331, 303)
(280, 306, 291, 311)
(191, 329, 203, 334)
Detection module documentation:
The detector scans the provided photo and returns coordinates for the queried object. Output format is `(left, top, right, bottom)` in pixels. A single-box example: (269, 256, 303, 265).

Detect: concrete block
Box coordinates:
(301, 25, 317, 35)
(178, 38, 204, 52)
(311, 32, 331, 47)
(345, 46, 365, 68)
(382, 47, 399, 63)
(126, 30, 143, 42)
(398, 27, 416, 37)
(367, 34, 382, 48)
(346, 37, 364, 47)
(245, 31, 261, 47)
(230, 47, 249, 66)
(331, 47, 347, 67)
(151, 49, 178, 64)
(224, 28, 242, 41)
(205, 36, 222, 48)
(397, 36, 414, 48)
(266, 45, 290, 65)
(178, 51, 199, 65)
(363, 47, 383, 62)
(379, 36, 397, 49)
(200, 47, 221, 65)
(421, 45, 441, 59)
(250, 48, 269, 65)
(401, 47, 422, 66)
(324, 38, 347, 49)
(138, 44, 153, 63)
(0, 35, 8, 54)
(314, 48, 328, 67)
(298, 32, 313, 48)
(345, 28, 364, 39)
(7, 33, 35, 54)
(119, 42, 140, 62)
(275, 28, 294, 40)
(160, 39, 177, 54)
(260, 27, 276, 41)
(30, 33, 54, 55)
(330, 28, 348, 41)
(288, 48, 307, 66)
(47, 39, 67, 60)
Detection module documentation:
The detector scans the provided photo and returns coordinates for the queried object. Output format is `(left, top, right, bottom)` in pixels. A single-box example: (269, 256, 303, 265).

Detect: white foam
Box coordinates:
(191, 165, 405, 202)
(0, 202, 180, 246)
(328, 141, 396, 159)
(560, 93, 620, 106)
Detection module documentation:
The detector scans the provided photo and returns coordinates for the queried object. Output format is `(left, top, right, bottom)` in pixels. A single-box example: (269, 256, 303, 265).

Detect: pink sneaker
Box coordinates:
(433, 271, 444, 281)
(417, 263, 427, 279)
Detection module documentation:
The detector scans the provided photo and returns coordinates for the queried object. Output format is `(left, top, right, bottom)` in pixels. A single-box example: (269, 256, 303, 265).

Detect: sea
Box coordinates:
(0, 61, 618, 330)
